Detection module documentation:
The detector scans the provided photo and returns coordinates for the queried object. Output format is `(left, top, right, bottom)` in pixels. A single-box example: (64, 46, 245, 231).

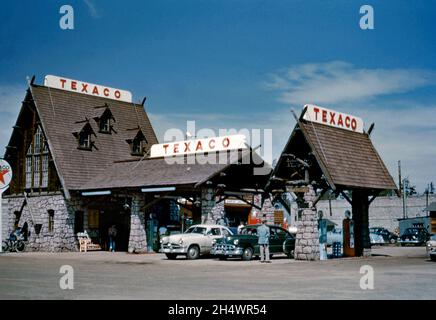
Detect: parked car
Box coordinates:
(398, 227, 431, 246)
(426, 234, 436, 261)
(369, 232, 385, 245)
(160, 224, 233, 260)
(369, 227, 398, 244)
(210, 225, 295, 261)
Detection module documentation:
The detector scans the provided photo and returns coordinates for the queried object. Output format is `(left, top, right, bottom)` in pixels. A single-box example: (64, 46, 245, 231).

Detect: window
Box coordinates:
(99, 117, 111, 133)
(14, 211, 21, 229)
(74, 211, 84, 234)
(74, 122, 95, 151)
(128, 130, 148, 156)
(78, 131, 91, 149)
(222, 228, 231, 237)
(25, 126, 49, 190)
(208, 228, 221, 236)
(132, 137, 145, 155)
(88, 209, 100, 229)
(48, 210, 54, 233)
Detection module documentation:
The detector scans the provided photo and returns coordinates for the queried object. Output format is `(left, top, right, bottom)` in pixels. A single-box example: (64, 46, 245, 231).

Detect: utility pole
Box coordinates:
(398, 161, 402, 195)
(402, 178, 408, 219)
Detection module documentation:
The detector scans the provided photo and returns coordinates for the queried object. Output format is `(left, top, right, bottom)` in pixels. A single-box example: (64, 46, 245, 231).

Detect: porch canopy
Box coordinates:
(268, 105, 398, 256)
(79, 148, 271, 209)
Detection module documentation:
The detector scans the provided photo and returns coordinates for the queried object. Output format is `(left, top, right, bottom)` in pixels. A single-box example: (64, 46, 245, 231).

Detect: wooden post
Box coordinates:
(352, 189, 370, 257)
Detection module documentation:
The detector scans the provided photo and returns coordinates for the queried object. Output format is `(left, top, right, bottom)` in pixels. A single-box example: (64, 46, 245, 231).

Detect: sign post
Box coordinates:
(0, 159, 13, 253)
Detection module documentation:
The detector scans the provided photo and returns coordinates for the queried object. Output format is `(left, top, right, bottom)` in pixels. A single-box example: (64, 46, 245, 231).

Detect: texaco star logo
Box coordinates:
(0, 160, 12, 190)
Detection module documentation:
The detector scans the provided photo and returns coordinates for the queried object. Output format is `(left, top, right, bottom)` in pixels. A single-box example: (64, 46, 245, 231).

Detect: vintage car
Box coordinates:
(210, 225, 295, 261)
(426, 234, 436, 261)
(369, 227, 398, 244)
(160, 224, 233, 260)
(399, 227, 431, 246)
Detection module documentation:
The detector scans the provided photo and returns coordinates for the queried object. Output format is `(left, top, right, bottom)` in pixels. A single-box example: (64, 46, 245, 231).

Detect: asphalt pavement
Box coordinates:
(0, 246, 434, 300)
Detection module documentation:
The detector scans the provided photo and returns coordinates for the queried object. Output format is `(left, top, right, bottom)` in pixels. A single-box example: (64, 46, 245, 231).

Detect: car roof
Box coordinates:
(188, 224, 230, 229)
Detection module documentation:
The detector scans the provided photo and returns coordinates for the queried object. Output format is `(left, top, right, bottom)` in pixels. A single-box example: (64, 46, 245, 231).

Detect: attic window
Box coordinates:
(73, 122, 95, 151)
(127, 130, 148, 156)
(79, 131, 92, 149)
(94, 105, 115, 134)
(99, 117, 111, 133)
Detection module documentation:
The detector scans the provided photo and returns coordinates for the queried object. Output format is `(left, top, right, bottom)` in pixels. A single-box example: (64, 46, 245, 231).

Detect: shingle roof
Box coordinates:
(30, 84, 158, 191)
(299, 121, 396, 190)
(80, 149, 269, 191)
(80, 158, 228, 190)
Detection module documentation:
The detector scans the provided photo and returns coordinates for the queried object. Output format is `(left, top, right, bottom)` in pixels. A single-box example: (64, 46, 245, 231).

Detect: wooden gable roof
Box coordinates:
(28, 83, 158, 193)
(272, 114, 397, 192)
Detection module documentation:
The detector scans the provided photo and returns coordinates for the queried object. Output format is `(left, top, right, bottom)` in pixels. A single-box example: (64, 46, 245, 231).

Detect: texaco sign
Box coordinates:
(44, 75, 133, 103)
(0, 159, 12, 190)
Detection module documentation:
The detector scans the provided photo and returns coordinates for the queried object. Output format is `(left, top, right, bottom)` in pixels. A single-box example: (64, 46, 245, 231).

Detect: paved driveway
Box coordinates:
(0, 247, 434, 299)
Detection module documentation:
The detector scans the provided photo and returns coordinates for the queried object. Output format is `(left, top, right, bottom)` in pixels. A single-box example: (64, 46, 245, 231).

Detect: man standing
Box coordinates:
(108, 224, 117, 252)
(257, 219, 270, 263)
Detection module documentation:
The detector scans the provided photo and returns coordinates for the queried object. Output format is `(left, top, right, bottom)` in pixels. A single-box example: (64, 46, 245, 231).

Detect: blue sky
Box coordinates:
(1, 0, 435, 192)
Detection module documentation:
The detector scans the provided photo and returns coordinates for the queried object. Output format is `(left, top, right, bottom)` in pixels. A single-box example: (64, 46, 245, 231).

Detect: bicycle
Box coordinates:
(2, 234, 25, 252)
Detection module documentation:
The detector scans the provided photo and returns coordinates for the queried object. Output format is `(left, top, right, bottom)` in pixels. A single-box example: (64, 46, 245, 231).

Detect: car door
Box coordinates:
(204, 227, 223, 253)
(274, 227, 289, 253)
(269, 227, 282, 253)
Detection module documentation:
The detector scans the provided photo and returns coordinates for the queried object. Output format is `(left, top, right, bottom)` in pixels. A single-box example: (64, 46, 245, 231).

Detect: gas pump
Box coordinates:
(318, 210, 328, 260)
(146, 213, 159, 252)
(343, 210, 355, 257)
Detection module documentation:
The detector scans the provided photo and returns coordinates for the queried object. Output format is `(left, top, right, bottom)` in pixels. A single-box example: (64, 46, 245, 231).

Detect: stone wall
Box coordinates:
(128, 195, 147, 253)
(5, 193, 77, 252)
(1, 198, 8, 245)
(294, 187, 320, 261)
(316, 194, 436, 232)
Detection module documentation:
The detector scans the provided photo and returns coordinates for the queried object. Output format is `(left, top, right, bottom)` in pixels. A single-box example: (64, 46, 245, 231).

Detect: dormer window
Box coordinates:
(126, 129, 148, 156)
(99, 117, 111, 133)
(79, 131, 91, 149)
(93, 104, 115, 134)
(73, 122, 96, 151)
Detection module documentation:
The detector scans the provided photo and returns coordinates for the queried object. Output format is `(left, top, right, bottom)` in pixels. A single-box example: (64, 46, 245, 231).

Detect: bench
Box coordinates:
(77, 232, 101, 252)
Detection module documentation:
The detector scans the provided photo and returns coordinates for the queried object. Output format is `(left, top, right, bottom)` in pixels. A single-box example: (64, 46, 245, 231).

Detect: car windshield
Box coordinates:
(185, 226, 207, 235)
(241, 227, 257, 236)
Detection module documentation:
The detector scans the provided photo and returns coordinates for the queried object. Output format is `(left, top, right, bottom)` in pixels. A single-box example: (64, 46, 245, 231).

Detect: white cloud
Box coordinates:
(265, 61, 436, 105)
(83, 0, 100, 19)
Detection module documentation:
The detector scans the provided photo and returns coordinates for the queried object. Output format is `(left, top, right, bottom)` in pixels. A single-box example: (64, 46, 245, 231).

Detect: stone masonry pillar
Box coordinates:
(294, 185, 320, 261)
(201, 186, 216, 224)
(128, 196, 147, 253)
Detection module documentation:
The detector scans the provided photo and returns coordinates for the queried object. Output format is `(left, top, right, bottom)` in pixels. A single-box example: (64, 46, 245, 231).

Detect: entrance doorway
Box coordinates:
(86, 197, 131, 252)
(224, 204, 252, 227)
(99, 208, 131, 251)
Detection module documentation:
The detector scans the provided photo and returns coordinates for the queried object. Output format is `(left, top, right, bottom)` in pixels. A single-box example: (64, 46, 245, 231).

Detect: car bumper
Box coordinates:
(161, 244, 188, 254)
(399, 240, 422, 244)
(211, 245, 244, 257)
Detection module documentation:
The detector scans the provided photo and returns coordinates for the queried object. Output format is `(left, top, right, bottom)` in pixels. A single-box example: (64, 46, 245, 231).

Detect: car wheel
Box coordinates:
(218, 255, 227, 261)
(287, 249, 295, 259)
(241, 247, 253, 261)
(16, 241, 25, 252)
(187, 245, 200, 260)
(390, 238, 396, 244)
(165, 253, 177, 260)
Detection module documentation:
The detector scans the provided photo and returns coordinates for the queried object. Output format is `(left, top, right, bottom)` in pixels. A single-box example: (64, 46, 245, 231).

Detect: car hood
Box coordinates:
(162, 233, 205, 243)
(217, 234, 256, 244)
